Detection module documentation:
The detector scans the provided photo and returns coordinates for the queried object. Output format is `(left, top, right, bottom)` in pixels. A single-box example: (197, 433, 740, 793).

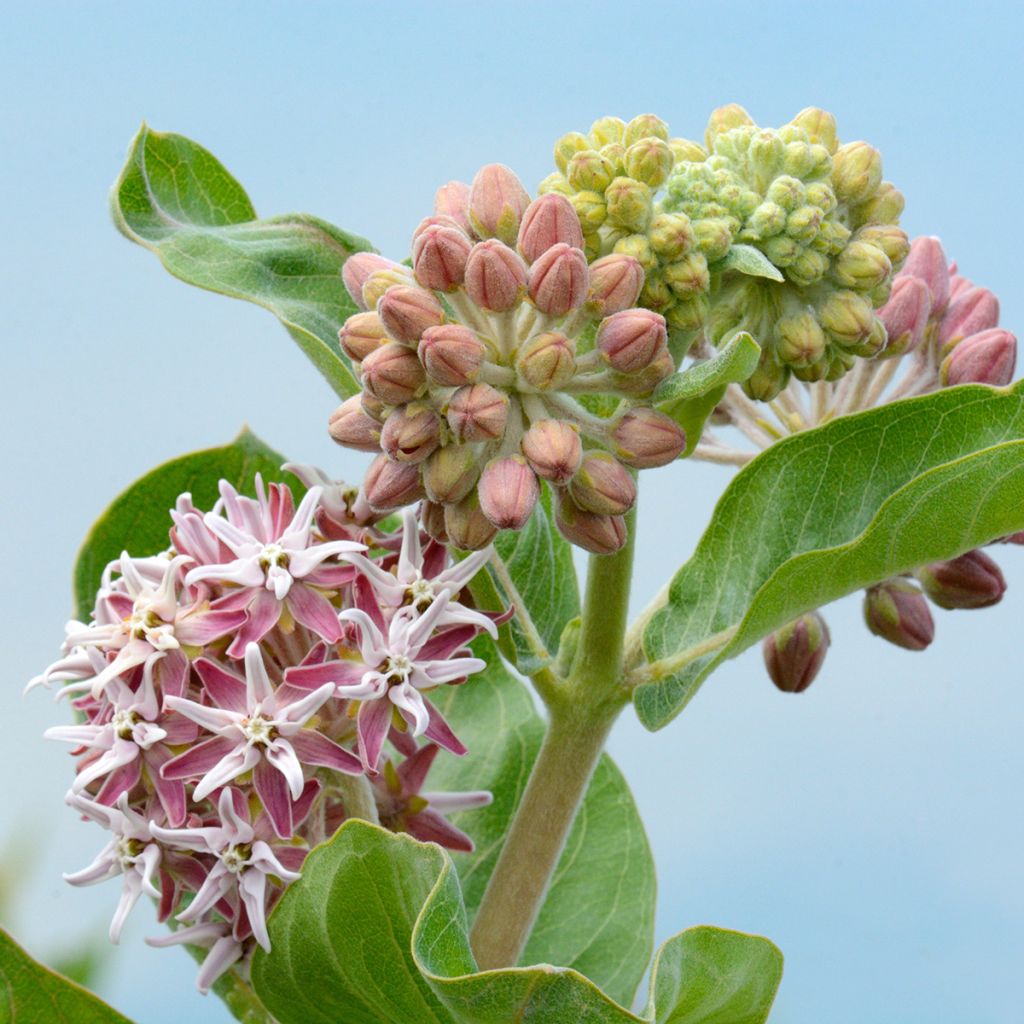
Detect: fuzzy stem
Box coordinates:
(468, 507, 637, 969)
(336, 773, 379, 824)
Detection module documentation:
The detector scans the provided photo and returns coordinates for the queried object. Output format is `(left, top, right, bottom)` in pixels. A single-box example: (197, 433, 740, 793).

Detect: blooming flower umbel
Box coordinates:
(33, 474, 503, 993)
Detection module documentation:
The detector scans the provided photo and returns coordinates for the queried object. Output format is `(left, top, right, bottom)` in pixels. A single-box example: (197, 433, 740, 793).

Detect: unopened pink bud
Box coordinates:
(611, 408, 686, 468)
(360, 342, 426, 405)
(569, 452, 636, 516)
(464, 239, 528, 312)
(937, 287, 1000, 349)
(596, 308, 668, 373)
(380, 403, 442, 463)
(468, 163, 531, 246)
(420, 500, 449, 544)
(863, 580, 934, 651)
(444, 492, 499, 550)
(328, 396, 382, 452)
(479, 456, 540, 530)
(434, 181, 472, 233)
(419, 324, 487, 386)
(363, 454, 424, 511)
(446, 383, 510, 442)
(516, 331, 577, 390)
(949, 273, 973, 301)
(378, 286, 446, 345)
(423, 444, 481, 505)
(901, 236, 950, 313)
(520, 419, 582, 484)
(528, 243, 589, 316)
(878, 276, 931, 356)
(342, 253, 403, 310)
(941, 328, 1017, 386)
(586, 254, 645, 316)
(554, 494, 627, 554)
(613, 347, 675, 397)
(338, 311, 387, 363)
(763, 612, 830, 694)
(518, 194, 584, 264)
(919, 549, 1007, 609)
(413, 224, 473, 293)
(362, 267, 415, 311)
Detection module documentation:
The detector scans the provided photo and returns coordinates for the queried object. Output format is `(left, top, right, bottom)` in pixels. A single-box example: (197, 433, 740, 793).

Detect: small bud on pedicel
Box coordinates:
(423, 444, 480, 505)
(444, 491, 499, 550)
(434, 180, 472, 233)
(586, 254, 645, 316)
(413, 225, 473, 292)
(937, 287, 1000, 349)
(478, 456, 540, 530)
(863, 580, 935, 651)
(611, 408, 686, 468)
(518, 194, 584, 263)
(516, 332, 577, 390)
(569, 452, 637, 516)
(878, 276, 931, 356)
(790, 107, 838, 153)
(342, 253, 404, 310)
(596, 309, 668, 373)
(464, 240, 528, 312)
(363, 454, 425, 511)
(468, 164, 531, 245)
(338, 311, 387, 363)
(328, 396, 382, 452)
(918, 550, 1008, 610)
(831, 142, 883, 204)
(419, 500, 448, 543)
(419, 324, 487, 387)
(763, 612, 830, 693)
(380, 404, 442, 464)
(446, 383, 510, 443)
(554, 494, 627, 555)
(901, 236, 950, 313)
(360, 342, 427, 406)
(520, 419, 583, 484)
(704, 104, 754, 149)
(605, 177, 653, 232)
(941, 328, 1017, 386)
(528, 243, 589, 316)
(378, 286, 446, 346)
(624, 137, 674, 188)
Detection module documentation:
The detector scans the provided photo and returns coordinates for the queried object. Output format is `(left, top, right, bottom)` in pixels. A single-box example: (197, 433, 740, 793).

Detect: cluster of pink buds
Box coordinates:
(29, 477, 501, 992)
(692, 236, 1018, 691)
(332, 163, 688, 554)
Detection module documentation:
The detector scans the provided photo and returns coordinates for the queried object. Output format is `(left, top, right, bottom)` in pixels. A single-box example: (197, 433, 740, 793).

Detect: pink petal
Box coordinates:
(193, 745, 261, 801)
(357, 698, 393, 773)
(285, 660, 367, 691)
(226, 590, 281, 659)
(161, 735, 238, 781)
(243, 643, 276, 705)
(145, 747, 188, 827)
(163, 695, 239, 735)
(290, 730, 362, 775)
(353, 574, 389, 635)
(175, 608, 248, 647)
(194, 658, 248, 714)
(286, 584, 343, 643)
(253, 757, 294, 839)
(417, 625, 477, 661)
(396, 743, 439, 794)
(407, 808, 475, 852)
(424, 701, 467, 757)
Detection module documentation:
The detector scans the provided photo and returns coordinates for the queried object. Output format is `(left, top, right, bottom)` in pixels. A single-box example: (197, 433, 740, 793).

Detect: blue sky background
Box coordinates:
(2, 3, 1022, 1022)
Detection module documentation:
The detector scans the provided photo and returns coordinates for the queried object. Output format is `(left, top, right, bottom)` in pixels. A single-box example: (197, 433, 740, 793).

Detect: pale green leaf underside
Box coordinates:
(0, 928, 135, 1023)
(430, 637, 655, 1007)
(655, 332, 761, 406)
(637, 382, 1024, 730)
(251, 822, 782, 1024)
(111, 124, 372, 398)
(711, 244, 785, 282)
(72, 428, 293, 619)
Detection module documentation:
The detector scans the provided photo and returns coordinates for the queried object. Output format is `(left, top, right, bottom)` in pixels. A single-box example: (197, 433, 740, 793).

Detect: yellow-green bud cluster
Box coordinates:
(663, 105, 909, 398)
(540, 114, 714, 333)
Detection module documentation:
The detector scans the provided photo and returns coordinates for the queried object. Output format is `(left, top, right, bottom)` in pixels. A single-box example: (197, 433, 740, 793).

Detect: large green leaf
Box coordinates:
(430, 637, 655, 1007)
(0, 928, 135, 1024)
(636, 382, 1024, 730)
(490, 487, 581, 672)
(112, 124, 372, 398)
(251, 822, 781, 1024)
(73, 428, 293, 619)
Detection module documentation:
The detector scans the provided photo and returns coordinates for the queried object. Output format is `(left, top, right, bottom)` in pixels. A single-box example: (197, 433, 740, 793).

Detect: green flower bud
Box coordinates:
(855, 224, 910, 269)
(624, 113, 669, 146)
(785, 205, 824, 242)
(605, 176, 653, 232)
(805, 181, 837, 213)
(744, 352, 790, 401)
(790, 107, 838, 153)
(849, 316, 888, 358)
(624, 138, 675, 188)
(665, 294, 710, 331)
(599, 143, 626, 176)
(832, 141, 883, 204)
(664, 252, 710, 297)
(786, 249, 830, 287)
(568, 190, 607, 232)
(704, 103, 754, 150)
(748, 130, 785, 184)
(567, 149, 616, 193)
(765, 175, 806, 212)
(819, 289, 875, 346)
(851, 181, 905, 227)
(649, 213, 696, 260)
(669, 137, 708, 163)
(776, 311, 827, 367)
(554, 131, 590, 174)
(832, 240, 892, 290)
(745, 201, 787, 239)
(763, 235, 801, 267)
(693, 218, 733, 261)
(639, 271, 673, 312)
(590, 115, 626, 147)
(613, 233, 658, 272)
(538, 172, 572, 197)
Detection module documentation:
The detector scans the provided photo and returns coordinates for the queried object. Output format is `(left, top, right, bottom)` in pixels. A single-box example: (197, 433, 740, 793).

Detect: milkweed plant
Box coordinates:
(7, 106, 1022, 1024)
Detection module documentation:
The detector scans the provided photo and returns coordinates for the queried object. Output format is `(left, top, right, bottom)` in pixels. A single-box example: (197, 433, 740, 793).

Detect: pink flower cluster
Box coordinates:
(30, 475, 501, 992)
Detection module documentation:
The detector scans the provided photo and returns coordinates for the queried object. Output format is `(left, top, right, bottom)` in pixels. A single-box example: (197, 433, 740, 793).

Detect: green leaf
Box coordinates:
(710, 244, 784, 282)
(654, 333, 761, 406)
(670, 385, 727, 458)
(0, 928, 135, 1023)
(251, 822, 780, 1024)
(112, 124, 372, 398)
(636, 382, 1024, 730)
(429, 637, 655, 1007)
(490, 486, 581, 672)
(648, 927, 783, 1024)
(73, 428, 294, 619)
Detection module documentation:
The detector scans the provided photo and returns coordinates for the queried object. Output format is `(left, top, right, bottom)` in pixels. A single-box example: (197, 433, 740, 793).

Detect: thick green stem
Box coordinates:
(336, 772, 379, 824)
(468, 508, 637, 969)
